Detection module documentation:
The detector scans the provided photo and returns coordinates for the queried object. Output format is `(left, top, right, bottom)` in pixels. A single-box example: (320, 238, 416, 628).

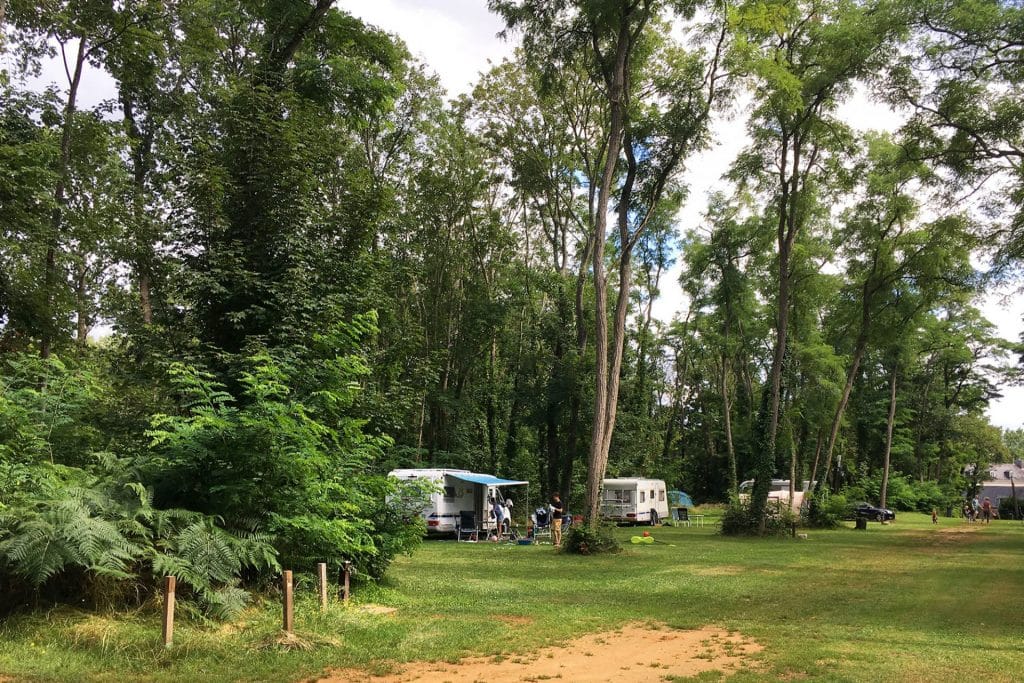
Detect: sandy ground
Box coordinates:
(318, 622, 762, 683)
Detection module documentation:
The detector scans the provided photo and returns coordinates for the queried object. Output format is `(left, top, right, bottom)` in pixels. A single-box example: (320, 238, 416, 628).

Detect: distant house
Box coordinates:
(977, 461, 1024, 509)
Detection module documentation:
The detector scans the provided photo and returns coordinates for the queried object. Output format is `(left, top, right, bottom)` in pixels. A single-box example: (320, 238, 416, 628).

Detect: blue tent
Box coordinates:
(668, 490, 694, 508)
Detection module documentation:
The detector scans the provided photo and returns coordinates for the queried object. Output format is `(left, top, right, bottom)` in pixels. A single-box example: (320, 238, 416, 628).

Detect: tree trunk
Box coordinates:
(583, 21, 629, 527)
(721, 351, 738, 498)
(755, 131, 796, 532)
(807, 430, 824, 492)
(487, 339, 499, 472)
(818, 332, 869, 492)
(879, 362, 898, 510)
(121, 92, 157, 325)
(42, 38, 87, 358)
(75, 263, 88, 350)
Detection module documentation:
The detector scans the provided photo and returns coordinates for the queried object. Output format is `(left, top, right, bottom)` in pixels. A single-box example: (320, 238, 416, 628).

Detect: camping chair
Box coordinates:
(531, 507, 552, 542)
(457, 510, 479, 542)
(674, 507, 690, 527)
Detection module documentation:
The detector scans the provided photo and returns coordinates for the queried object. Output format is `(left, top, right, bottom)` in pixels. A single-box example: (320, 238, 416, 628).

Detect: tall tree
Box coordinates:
(493, 0, 731, 525)
(731, 0, 906, 528)
(816, 134, 976, 490)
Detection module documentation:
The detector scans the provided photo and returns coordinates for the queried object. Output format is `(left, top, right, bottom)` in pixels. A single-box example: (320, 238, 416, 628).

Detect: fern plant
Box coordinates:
(0, 454, 277, 617)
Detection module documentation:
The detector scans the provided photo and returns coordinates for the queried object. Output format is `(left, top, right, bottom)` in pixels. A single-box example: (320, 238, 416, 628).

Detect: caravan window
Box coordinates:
(443, 486, 456, 499)
(658, 490, 665, 502)
(607, 489, 632, 503)
(640, 491, 646, 503)
(650, 489, 655, 500)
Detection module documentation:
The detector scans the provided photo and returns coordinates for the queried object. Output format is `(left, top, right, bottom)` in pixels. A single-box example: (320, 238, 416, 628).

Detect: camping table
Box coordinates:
(690, 514, 705, 528)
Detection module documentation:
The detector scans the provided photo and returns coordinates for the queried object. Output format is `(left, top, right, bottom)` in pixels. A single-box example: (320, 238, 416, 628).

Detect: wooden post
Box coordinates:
(317, 562, 328, 611)
(162, 575, 176, 648)
(282, 570, 294, 634)
(341, 561, 352, 603)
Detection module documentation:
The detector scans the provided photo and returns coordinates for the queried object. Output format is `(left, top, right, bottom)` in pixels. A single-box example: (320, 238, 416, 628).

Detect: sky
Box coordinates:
(18, 0, 1023, 428)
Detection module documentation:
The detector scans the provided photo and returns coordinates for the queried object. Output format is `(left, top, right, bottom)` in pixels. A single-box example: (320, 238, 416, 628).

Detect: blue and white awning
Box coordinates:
(446, 472, 528, 487)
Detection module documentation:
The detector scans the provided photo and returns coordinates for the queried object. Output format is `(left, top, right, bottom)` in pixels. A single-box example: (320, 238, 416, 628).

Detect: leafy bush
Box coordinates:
(803, 493, 848, 529)
(842, 473, 950, 513)
(0, 353, 277, 618)
(561, 524, 621, 555)
(142, 316, 421, 580)
(720, 500, 798, 536)
(998, 496, 1022, 520)
(0, 458, 278, 618)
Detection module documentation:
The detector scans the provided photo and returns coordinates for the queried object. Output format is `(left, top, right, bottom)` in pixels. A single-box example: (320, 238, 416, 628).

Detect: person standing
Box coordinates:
(502, 498, 514, 536)
(982, 497, 993, 524)
(550, 493, 565, 547)
(491, 497, 505, 539)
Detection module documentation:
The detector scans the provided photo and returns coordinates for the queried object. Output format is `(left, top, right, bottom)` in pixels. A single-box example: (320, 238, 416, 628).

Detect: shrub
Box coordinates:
(804, 493, 847, 529)
(0, 458, 278, 618)
(720, 500, 798, 536)
(561, 524, 621, 555)
(998, 496, 1023, 520)
(842, 472, 949, 513)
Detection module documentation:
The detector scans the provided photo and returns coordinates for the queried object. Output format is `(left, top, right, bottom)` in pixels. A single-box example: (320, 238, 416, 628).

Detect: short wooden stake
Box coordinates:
(282, 570, 294, 633)
(341, 561, 352, 603)
(162, 575, 176, 648)
(317, 562, 328, 611)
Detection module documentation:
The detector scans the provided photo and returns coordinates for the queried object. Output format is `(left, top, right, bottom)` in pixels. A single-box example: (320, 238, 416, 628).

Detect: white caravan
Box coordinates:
(600, 478, 670, 525)
(388, 468, 526, 534)
(738, 479, 813, 512)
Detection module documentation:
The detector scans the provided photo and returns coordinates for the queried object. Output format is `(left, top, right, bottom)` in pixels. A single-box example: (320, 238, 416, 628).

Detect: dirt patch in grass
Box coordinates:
(318, 622, 761, 682)
(359, 605, 398, 616)
(691, 565, 744, 576)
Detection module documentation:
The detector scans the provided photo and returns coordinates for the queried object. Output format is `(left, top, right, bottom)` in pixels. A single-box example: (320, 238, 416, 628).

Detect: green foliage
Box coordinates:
(0, 456, 277, 618)
(997, 496, 1022, 520)
(803, 493, 848, 529)
(720, 499, 796, 536)
(561, 524, 621, 555)
(2, 0, 1023, 625)
(142, 316, 419, 580)
(843, 473, 950, 513)
(0, 353, 276, 618)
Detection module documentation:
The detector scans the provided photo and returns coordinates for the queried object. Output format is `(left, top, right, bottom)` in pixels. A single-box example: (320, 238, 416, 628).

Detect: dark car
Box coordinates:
(847, 502, 896, 522)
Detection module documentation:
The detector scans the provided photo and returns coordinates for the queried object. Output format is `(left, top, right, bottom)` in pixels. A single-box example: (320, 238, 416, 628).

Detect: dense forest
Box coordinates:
(2, 0, 1023, 612)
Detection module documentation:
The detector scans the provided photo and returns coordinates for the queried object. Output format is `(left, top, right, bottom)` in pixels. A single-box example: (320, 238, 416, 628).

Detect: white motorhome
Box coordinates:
(738, 479, 813, 512)
(388, 468, 526, 534)
(600, 478, 670, 525)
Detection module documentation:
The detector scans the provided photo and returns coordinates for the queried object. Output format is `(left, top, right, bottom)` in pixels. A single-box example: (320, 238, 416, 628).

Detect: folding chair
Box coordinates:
(531, 508, 552, 542)
(457, 510, 479, 542)
(675, 507, 690, 527)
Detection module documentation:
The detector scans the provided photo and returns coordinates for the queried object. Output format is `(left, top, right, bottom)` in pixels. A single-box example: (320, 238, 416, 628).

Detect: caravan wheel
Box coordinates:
(649, 510, 659, 526)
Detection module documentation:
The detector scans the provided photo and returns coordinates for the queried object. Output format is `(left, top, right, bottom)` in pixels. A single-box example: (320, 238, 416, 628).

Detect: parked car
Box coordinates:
(847, 502, 896, 522)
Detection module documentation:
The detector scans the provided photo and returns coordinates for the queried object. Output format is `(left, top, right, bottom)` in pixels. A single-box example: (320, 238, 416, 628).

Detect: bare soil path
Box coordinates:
(318, 622, 761, 682)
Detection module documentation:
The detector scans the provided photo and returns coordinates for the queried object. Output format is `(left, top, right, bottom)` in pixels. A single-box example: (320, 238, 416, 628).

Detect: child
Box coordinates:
(931, 508, 938, 524)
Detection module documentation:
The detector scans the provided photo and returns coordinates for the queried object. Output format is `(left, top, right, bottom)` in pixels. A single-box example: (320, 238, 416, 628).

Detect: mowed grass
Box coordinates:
(2, 512, 1023, 682)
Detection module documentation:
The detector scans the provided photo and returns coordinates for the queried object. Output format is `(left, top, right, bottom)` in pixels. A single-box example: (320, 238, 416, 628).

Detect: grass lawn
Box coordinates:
(2, 511, 1023, 682)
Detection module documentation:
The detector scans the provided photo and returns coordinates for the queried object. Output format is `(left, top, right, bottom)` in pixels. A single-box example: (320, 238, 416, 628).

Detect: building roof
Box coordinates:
(983, 462, 1024, 485)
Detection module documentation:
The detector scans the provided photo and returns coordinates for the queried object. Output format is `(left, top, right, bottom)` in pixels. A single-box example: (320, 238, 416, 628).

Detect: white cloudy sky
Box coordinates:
(19, 1, 1022, 428)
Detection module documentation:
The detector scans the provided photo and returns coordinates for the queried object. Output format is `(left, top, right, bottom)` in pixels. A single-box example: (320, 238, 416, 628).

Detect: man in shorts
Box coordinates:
(550, 493, 565, 546)
(981, 497, 993, 524)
